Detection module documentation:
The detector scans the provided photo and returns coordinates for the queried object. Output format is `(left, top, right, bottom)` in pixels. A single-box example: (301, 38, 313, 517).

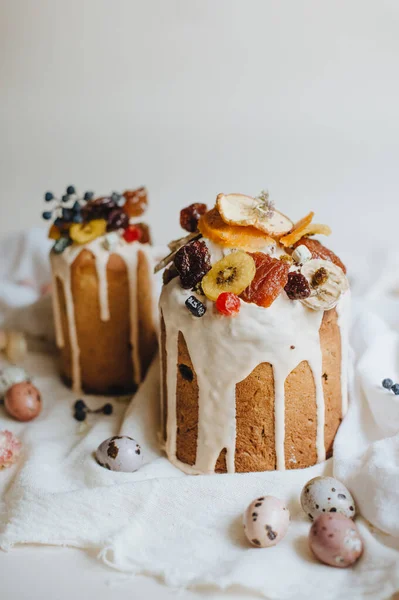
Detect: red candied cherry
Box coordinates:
(123, 225, 142, 243)
(215, 292, 241, 316)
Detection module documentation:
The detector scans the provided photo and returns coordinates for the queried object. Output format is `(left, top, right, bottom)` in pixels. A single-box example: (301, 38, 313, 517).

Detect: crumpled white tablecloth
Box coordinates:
(0, 229, 398, 600)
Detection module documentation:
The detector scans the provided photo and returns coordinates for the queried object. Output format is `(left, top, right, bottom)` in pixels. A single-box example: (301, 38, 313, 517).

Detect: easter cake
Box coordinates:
(157, 192, 350, 474)
(43, 186, 157, 395)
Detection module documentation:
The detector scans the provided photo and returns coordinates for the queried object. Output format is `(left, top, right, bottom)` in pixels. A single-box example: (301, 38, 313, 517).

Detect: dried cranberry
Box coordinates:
(284, 271, 311, 300)
(215, 292, 241, 316)
(123, 225, 141, 243)
(107, 209, 129, 231)
(180, 203, 208, 233)
(174, 240, 211, 289)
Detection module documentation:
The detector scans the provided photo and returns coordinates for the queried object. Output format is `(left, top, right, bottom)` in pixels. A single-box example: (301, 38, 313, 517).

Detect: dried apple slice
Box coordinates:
(300, 259, 348, 311)
(216, 193, 293, 238)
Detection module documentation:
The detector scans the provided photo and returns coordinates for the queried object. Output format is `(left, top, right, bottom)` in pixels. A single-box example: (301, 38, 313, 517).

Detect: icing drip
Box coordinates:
(336, 290, 351, 416)
(160, 278, 350, 475)
(51, 236, 152, 393)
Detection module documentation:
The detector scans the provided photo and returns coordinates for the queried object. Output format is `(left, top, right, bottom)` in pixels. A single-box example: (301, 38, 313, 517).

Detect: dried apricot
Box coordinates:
(280, 211, 331, 247)
(198, 208, 275, 252)
(292, 238, 346, 274)
(240, 253, 290, 308)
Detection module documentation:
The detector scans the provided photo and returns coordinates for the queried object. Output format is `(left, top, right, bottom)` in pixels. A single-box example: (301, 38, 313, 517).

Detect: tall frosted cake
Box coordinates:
(157, 192, 349, 474)
(43, 186, 157, 395)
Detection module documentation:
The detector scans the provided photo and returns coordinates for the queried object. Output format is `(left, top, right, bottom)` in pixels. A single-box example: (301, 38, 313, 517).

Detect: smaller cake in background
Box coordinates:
(43, 186, 157, 395)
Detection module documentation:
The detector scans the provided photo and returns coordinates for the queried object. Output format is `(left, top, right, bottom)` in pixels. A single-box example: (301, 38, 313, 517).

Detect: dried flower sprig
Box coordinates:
(254, 190, 275, 219)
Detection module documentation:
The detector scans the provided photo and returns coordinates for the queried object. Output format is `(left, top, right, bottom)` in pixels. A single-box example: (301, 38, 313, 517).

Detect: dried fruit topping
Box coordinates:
(180, 203, 208, 232)
(154, 232, 201, 274)
(240, 253, 290, 308)
(311, 267, 329, 288)
(215, 292, 241, 316)
(163, 264, 179, 285)
(280, 211, 331, 247)
(107, 208, 130, 231)
(123, 187, 148, 217)
(135, 222, 151, 244)
(174, 240, 211, 289)
(48, 224, 61, 240)
(300, 259, 349, 311)
(69, 219, 107, 244)
(292, 244, 312, 265)
(216, 192, 293, 238)
(202, 251, 256, 301)
(185, 295, 207, 318)
(292, 238, 347, 274)
(81, 197, 117, 221)
(284, 272, 311, 300)
(123, 225, 142, 243)
(198, 208, 276, 252)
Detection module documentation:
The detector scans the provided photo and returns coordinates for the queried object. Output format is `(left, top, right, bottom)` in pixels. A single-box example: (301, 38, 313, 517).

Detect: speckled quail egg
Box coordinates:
(4, 382, 42, 422)
(301, 476, 356, 521)
(309, 513, 363, 568)
(95, 436, 143, 472)
(243, 495, 290, 548)
(0, 366, 29, 398)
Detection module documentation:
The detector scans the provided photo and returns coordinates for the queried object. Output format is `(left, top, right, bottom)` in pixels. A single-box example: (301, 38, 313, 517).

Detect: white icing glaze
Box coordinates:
(50, 235, 153, 393)
(160, 270, 350, 475)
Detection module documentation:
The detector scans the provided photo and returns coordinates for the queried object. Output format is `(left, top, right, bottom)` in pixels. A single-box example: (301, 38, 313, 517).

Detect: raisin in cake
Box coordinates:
(157, 192, 349, 474)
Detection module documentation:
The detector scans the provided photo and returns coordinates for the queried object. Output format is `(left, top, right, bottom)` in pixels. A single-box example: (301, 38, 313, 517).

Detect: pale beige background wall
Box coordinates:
(1, 0, 399, 258)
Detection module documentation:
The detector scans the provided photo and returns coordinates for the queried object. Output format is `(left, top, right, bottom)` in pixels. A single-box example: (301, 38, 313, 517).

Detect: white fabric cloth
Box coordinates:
(0, 230, 398, 599)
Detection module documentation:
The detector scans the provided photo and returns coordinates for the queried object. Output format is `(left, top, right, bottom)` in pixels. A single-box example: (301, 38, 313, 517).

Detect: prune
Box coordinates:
(174, 240, 211, 289)
(107, 209, 129, 231)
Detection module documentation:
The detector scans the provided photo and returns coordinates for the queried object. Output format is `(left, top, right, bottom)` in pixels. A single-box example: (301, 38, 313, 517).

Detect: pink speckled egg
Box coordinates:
(4, 382, 42, 422)
(243, 495, 290, 548)
(309, 513, 363, 568)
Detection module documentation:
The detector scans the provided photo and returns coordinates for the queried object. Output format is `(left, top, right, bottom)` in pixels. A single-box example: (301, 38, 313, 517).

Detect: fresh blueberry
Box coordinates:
(391, 383, 399, 395)
(44, 191, 54, 202)
(74, 408, 86, 422)
(72, 213, 83, 223)
(84, 191, 94, 201)
(42, 211, 53, 220)
(72, 201, 81, 213)
(102, 403, 113, 415)
(61, 194, 70, 203)
(62, 208, 73, 221)
(74, 399, 86, 411)
(111, 192, 121, 202)
(66, 185, 76, 195)
(382, 378, 394, 390)
(54, 217, 65, 228)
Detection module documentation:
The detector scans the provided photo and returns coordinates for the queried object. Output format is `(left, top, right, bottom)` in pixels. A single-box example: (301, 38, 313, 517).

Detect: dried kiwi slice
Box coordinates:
(202, 251, 256, 301)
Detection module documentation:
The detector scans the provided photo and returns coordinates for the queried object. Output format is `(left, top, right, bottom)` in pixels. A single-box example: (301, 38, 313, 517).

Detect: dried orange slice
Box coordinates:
(280, 212, 331, 247)
(292, 238, 346, 274)
(198, 208, 275, 252)
(216, 193, 293, 238)
(240, 253, 290, 308)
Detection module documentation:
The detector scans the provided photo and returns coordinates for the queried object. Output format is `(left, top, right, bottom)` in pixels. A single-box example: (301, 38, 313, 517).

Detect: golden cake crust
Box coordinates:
(56, 248, 157, 395)
(164, 308, 342, 473)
